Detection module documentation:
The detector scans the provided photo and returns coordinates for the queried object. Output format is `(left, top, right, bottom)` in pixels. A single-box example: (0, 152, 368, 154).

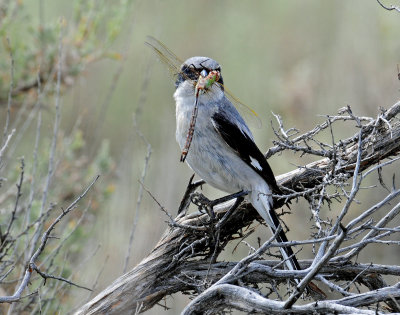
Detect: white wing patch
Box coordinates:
(250, 157, 262, 171)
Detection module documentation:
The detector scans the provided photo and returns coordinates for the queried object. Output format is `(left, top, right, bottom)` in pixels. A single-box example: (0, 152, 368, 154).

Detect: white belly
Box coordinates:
(175, 97, 260, 194)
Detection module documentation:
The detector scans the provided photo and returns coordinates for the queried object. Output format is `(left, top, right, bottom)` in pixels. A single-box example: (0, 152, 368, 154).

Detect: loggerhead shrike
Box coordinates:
(174, 56, 301, 274)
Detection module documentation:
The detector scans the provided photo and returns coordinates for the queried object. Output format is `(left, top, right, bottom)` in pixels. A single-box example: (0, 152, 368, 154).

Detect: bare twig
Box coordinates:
(0, 129, 15, 167)
(2, 158, 24, 243)
(87, 254, 109, 301)
(284, 225, 347, 308)
(0, 175, 99, 303)
(123, 118, 152, 273)
(214, 226, 281, 285)
(29, 25, 64, 257)
(2, 37, 14, 147)
(182, 283, 376, 315)
(377, 0, 400, 12)
(31, 263, 92, 291)
(338, 200, 400, 261)
(24, 92, 42, 262)
(76, 102, 400, 314)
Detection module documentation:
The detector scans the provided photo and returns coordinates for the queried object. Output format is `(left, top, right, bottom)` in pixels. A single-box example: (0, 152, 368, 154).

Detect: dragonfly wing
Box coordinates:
(145, 36, 183, 76)
(146, 37, 262, 129)
(223, 85, 262, 129)
(207, 84, 262, 129)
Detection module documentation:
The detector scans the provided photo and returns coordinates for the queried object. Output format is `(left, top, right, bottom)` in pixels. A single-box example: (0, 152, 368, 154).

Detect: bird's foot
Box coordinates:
(177, 174, 205, 215)
(209, 190, 249, 208)
(190, 192, 211, 208)
(190, 192, 215, 220)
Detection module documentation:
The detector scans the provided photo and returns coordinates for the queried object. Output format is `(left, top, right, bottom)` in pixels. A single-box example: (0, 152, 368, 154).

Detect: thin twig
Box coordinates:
(0, 175, 99, 303)
(377, 0, 400, 12)
(123, 117, 152, 273)
(2, 37, 14, 147)
(284, 225, 347, 308)
(29, 25, 64, 257)
(0, 129, 15, 166)
(3, 158, 24, 242)
(31, 263, 92, 291)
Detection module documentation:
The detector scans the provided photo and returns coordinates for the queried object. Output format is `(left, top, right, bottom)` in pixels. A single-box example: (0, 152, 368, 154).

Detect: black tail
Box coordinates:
(268, 208, 326, 298)
(268, 208, 301, 276)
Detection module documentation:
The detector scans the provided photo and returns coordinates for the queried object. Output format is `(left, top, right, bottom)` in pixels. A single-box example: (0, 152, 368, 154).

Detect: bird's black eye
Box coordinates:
(175, 64, 199, 88)
(183, 64, 199, 80)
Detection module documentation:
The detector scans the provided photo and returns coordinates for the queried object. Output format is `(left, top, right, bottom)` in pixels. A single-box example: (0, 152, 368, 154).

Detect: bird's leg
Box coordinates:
(208, 195, 245, 264)
(190, 190, 249, 264)
(177, 174, 205, 215)
(189, 190, 248, 267)
(191, 190, 248, 220)
(215, 195, 245, 229)
(208, 190, 248, 208)
(190, 193, 215, 220)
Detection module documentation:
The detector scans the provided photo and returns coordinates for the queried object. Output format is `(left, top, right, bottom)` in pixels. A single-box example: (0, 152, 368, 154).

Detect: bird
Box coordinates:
(174, 56, 302, 275)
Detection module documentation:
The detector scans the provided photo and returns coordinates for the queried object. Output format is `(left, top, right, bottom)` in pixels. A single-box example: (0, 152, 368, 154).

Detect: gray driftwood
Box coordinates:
(76, 102, 400, 314)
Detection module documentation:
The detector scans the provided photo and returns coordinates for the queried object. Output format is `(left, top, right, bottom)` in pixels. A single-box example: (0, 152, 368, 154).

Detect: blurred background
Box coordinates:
(1, 0, 400, 313)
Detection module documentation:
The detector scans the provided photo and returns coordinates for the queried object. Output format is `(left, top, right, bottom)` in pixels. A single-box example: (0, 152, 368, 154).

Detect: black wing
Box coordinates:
(212, 112, 299, 270)
(211, 112, 282, 196)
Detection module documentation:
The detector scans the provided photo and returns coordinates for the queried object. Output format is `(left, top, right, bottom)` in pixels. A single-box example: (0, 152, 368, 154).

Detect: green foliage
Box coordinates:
(93, 139, 112, 174)
(0, 0, 129, 313)
(0, 127, 116, 312)
(0, 0, 133, 103)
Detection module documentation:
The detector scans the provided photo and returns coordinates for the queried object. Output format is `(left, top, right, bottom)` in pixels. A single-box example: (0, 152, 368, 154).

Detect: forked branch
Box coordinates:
(76, 102, 400, 314)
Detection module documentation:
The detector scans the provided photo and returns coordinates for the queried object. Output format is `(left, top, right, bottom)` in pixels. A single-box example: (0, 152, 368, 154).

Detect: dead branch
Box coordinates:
(123, 117, 153, 273)
(2, 37, 14, 147)
(0, 129, 15, 166)
(0, 175, 99, 303)
(181, 284, 379, 315)
(377, 0, 400, 13)
(76, 102, 400, 314)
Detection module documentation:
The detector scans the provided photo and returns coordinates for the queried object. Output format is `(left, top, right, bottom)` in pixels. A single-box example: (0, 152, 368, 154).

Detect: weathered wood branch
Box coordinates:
(75, 102, 400, 314)
(182, 281, 400, 315)
(181, 283, 386, 315)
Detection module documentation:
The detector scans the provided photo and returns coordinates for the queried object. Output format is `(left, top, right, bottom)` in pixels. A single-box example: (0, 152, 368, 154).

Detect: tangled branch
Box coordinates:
(76, 102, 400, 314)
(0, 175, 99, 303)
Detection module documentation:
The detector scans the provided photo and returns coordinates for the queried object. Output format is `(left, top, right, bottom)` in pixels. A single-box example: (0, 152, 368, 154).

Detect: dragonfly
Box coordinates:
(145, 36, 261, 162)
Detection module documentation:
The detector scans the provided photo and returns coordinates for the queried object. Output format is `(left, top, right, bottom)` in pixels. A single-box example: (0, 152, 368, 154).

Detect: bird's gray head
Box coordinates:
(175, 56, 224, 90)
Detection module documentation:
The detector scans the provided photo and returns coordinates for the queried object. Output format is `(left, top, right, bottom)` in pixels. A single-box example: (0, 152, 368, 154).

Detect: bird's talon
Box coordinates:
(190, 192, 211, 207)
